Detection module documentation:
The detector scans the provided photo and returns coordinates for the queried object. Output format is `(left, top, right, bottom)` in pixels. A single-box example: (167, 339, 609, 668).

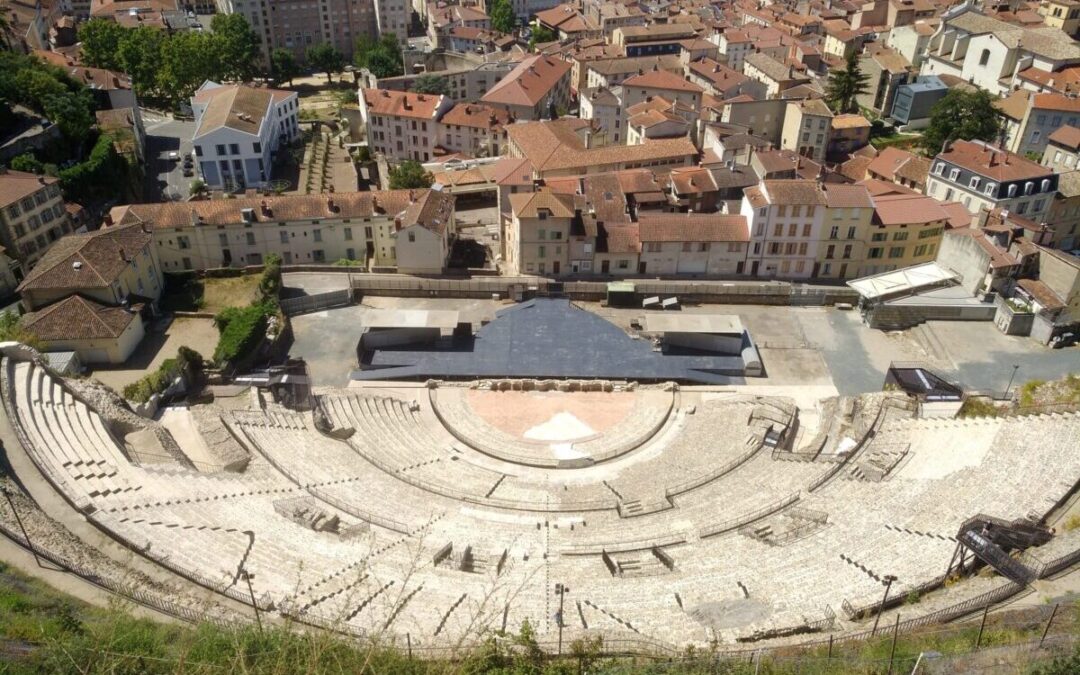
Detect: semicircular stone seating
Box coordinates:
(4, 354, 1080, 649)
(429, 387, 676, 468)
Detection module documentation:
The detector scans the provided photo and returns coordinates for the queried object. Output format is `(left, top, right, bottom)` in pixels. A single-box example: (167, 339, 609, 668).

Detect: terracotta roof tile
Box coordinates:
(21, 295, 137, 340)
(0, 169, 59, 209)
(1049, 125, 1080, 150)
(18, 223, 152, 293)
(362, 88, 447, 120)
(623, 69, 704, 93)
(937, 140, 1051, 183)
(482, 55, 572, 107)
(638, 213, 749, 242)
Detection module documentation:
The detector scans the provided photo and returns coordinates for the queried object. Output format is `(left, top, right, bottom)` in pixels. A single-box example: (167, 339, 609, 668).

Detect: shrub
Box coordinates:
(122, 347, 203, 402)
(213, 302, 273, 364)
(259, 253, 283, 300)
(333, 258, 363, 267)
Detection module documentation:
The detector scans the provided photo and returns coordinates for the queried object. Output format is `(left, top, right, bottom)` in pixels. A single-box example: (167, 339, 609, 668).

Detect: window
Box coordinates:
(617, 259, 629, 270)
(1025, 182, 1034, 195)
(178, 235, 190, 250)
(773, 223, 783, 236)
(829, 226, 838, 239)
(344, 227, 353, 241)
(313, 229, 322, 242)
(768, 242, 781, 254)
(182, 257, 192, 270)
(847, 226, 857, 239)
(842, 244, 852, 259)
(1034, 199, 1045, 213)
(1016, 201, 1028, 214)
(216, 144, 226, 156)
(969, 176, 980, 189)
(280, 230, 289, 243)
(229, 144, 240, 155)
(806, 206, 815, 218)
(802, 223, 811, 237)
(408, 232, 415, 242)
(934, 162, 945, 176)
(538, 211, 547, 220)
(253, 142, 262, 153)
(984, 182, 996, 196)
(777, 205, 787, 217)
(825, 244, 835, 259)
(979, 49, 990, 66)
(246, 232, 256, 245)
(889, 246, 904, 258)
(914, 244, 928, 257)
(682, 242, 692, 252)
(1008, 184, 1017, 197)
(1041, 179, 1052, 192)
(791, 205, 802, 217)
(538, 245, 545, 258)
(788, 223, 797, 237)
(219, 233, 228, 246)
(948, 168, 960, 181)
(195, 146, 203, 157)
(869, 247, 883, 259)
(313, 250, 325, 262)
(893, 231, 908, 241)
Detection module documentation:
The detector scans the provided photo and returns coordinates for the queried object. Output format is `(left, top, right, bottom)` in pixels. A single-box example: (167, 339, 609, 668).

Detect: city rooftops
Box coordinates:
(936, 140, 1052, 182)
(361, 88, 447, 120)
(193, 82, 293, 138)
(481, 55, 572, 108)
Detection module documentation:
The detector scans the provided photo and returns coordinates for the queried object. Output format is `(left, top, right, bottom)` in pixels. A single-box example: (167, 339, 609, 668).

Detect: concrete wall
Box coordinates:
(937, 231, 992, 296)
(1039, 251, 1080, 324)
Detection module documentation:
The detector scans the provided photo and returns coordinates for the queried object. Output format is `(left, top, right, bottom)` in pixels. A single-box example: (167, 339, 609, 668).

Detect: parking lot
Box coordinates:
(141, 113, 197, 202)
(282, 272, 1078, 394)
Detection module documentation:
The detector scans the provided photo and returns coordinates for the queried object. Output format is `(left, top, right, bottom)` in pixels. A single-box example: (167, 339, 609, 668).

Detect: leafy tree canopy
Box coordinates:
(388, 160, 434, 189)
(824, 51, 870, 114)
(410, 74, 449, 95)
(489, 0, 517, 34)
(920, 89, 1005, 155)
(270, 48, 300, 86)
(353, 34, 403, 79)
(307, 42, 346, 83)
(529, 24, 556, 50)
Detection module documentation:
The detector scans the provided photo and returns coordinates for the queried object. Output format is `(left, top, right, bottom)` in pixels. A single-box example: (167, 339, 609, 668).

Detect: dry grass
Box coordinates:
(201, 275, 262, 314)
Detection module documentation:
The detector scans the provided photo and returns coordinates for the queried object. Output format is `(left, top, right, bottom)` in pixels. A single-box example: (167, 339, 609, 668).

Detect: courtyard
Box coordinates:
(282, 273, 1078, 394)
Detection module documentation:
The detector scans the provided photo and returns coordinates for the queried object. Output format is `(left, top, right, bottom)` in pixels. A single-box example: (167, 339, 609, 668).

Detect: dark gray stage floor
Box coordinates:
(351, 298, 749, 384)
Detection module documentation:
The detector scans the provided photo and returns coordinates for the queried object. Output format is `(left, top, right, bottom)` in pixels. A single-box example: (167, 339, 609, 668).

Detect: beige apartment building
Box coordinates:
(781, 99, 833, 162)
(814, 183, 875, 280)
(0, 169, 73, 273)
(861, 185, 953, 276)
(504, 191, 577, 275)
(437, 103, 511, 158)
(359, 89, 455, 163)
(481, 56, 573, 121)
(638, 213, 749, 275)
(108, 190, 455, 273)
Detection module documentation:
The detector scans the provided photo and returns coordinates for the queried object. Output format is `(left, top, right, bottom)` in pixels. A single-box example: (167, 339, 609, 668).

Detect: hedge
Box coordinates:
(123, 346, 204, 402)
(213, 302, 273, 364)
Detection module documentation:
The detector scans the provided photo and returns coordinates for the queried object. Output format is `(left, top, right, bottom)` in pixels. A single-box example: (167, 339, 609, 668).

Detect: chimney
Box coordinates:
(37, 175, 46, 184)
(327, 196, 337, 212)
(585, 129, 592, 149)
(119, 247, 127, 262)
(103, 212, 113, 226)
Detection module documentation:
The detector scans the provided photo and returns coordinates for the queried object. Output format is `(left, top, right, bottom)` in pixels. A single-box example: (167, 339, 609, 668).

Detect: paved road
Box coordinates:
(142, 113, 196, 202)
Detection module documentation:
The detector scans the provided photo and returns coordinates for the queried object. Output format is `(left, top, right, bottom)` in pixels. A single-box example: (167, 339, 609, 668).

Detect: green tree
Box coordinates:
(117, 26, 166, 100)
(210, 14, 261, 81)
(489, 0, 517, 34)
(353, 34, 403, 78)
(10, 153, 43, 174)
(270, 48, 300, 86)
(824, 51, 870, 114)
(920, 88, 1005, 156)
(43, 91, 94, 143)
(388, 160, 433, 189)
(77, 19, 127, 71)
(410, 74, 449, 95)
(0, 311, 42, 351)
(307, 42, 345, 83)
(159, 31, 218, 105)
(529, 24, 556, 50)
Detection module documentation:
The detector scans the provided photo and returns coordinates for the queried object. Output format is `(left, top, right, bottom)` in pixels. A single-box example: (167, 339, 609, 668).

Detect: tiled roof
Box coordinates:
(506, 119, 696, 172)
(638, 213, 749, 242)
(399, 188, 454, 235)
(596, 223, 640, 254)
(822, 183, 873, 208)
(669, 167, 717, 194)
(440, 103, 512, 129)
(1031, 92, 1080, 113)
(937, 140, 1051, 182)
(109, 190, 443, 231)
(994, 89, 1031, 121)
(871, 192, 951, 226)
(831, 113, 871, 129)
(508, 190, 577, 218)
(193, 83, 292, 138)
(362, 88, 446, 120)
(1049, 125, 1080, 150)
(629, 109, 687, 130)
(482, 55, 572, 107)
(18, 223, 152, 293)
(623, 69, 704, 93)
(762, 179, 827, 205)
(867, 147, 928, 183)
(21, 295, 137, 340)
(687, 58, 750, 89)
(745, 52, 808, 83)
(0, 169, 58, 209)
(586, 55, 682, 76)
(1017, 278, 1066, 311)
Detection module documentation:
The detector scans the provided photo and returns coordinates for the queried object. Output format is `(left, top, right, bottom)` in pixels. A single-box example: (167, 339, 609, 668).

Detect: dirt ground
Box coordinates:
(201, 276, 261, 314)
(87, 317, 219, 394)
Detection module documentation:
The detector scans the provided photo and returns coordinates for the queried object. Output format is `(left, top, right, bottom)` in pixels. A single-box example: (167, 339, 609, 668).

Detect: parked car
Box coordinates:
(182, 167, 194, 177)
(167, 151, 180, 161)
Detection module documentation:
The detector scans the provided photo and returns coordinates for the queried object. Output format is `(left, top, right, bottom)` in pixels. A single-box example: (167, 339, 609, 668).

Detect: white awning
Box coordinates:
(846, 262, 959, 300)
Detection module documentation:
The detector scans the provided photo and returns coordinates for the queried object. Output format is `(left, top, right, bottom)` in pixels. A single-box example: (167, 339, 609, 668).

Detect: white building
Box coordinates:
(926, 140, 1058, 219)
(740, 179, 826, 278)
(579, 86, 624, 145)
(638, 213, 749, 275)
(191, 82, 299, 191)
(359, 89, 455, 163)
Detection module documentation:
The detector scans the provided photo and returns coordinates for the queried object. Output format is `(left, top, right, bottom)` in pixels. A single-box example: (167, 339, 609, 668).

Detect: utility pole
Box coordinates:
(2, 486, 41, 568)
(871, 575, 897, 636)
(1004, 364, 1020, 400)
(241, 569, 262, 632)
(555, 583, 567, 656)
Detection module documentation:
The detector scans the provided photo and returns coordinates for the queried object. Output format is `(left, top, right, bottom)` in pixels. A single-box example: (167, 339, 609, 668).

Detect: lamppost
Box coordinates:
(240, 568, 262, 632)
(1004, 364, 1020, 401)
(871, 575, 898, 636)
(555, 583, 568, 655)
(1, 485, 41, 567)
